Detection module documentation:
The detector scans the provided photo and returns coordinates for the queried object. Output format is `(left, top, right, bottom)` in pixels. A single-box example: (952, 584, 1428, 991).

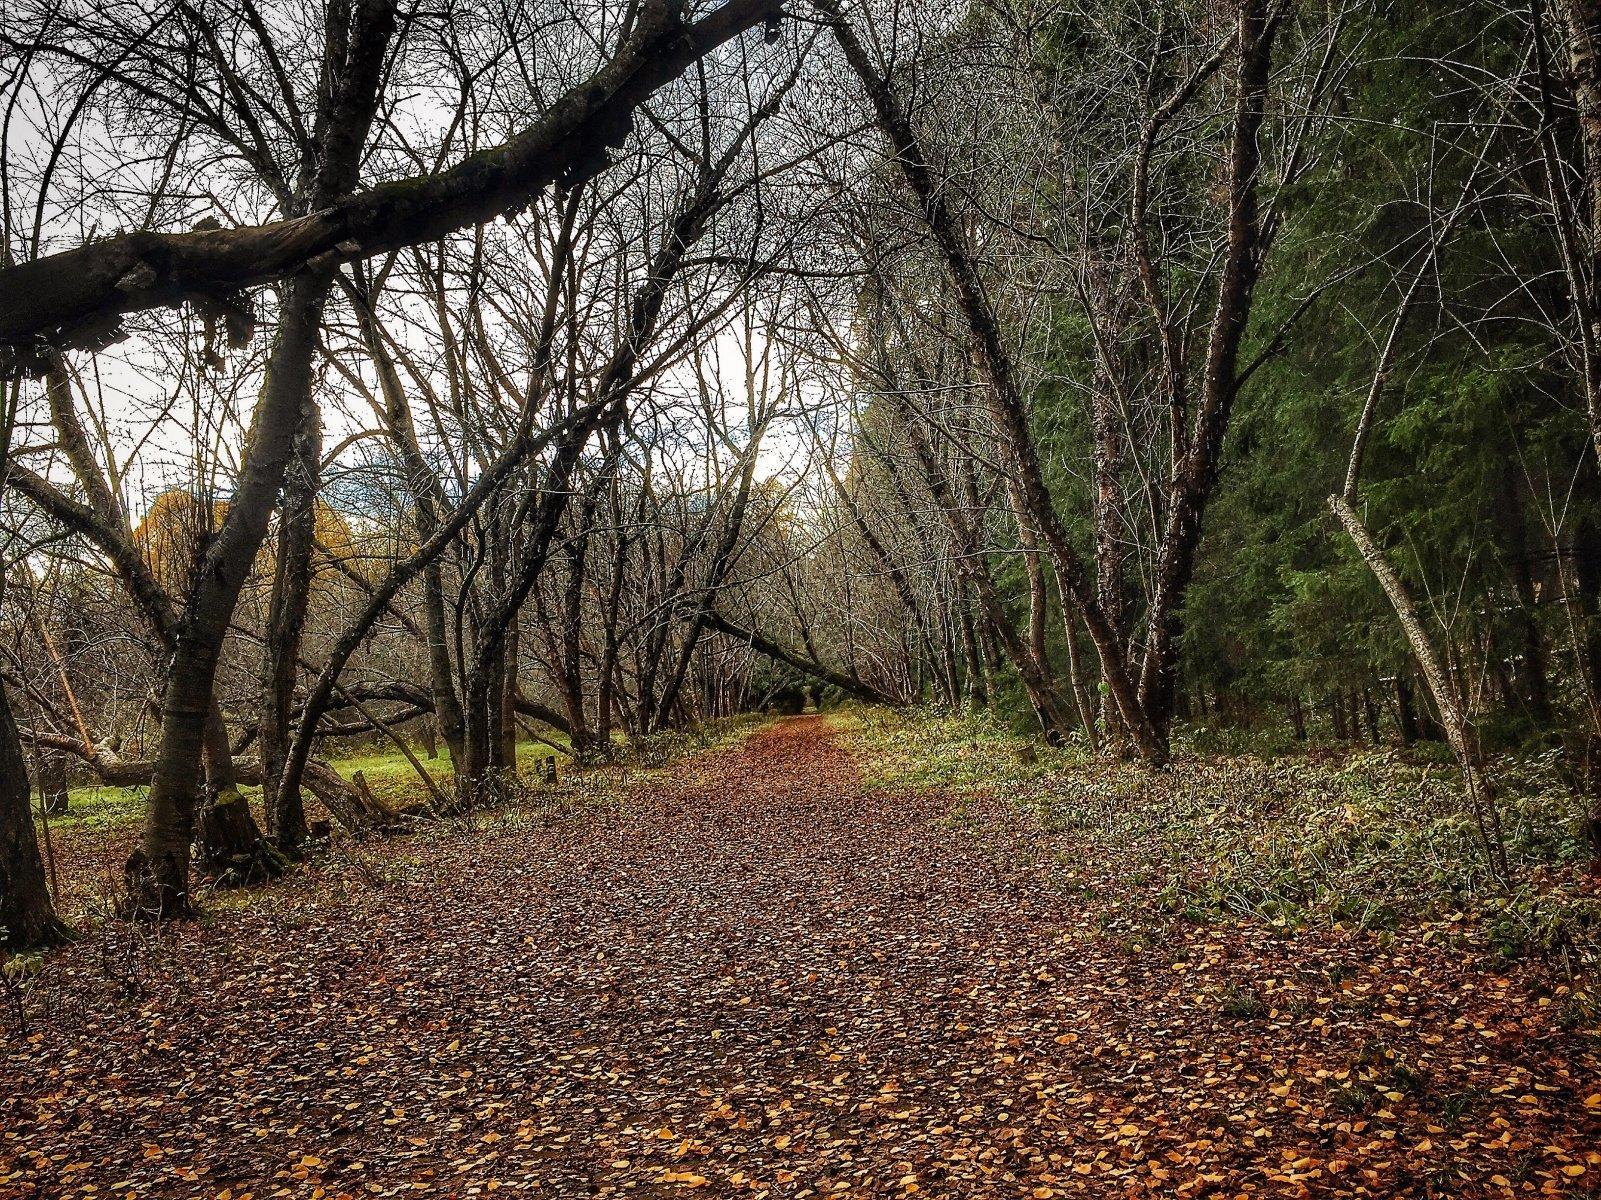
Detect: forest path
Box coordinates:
(4, 716, 1091, 1198)
(4, 715, 1596, 1198)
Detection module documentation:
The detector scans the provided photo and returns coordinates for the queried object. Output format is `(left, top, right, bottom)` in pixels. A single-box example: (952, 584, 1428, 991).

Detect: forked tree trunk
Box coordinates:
(22, 353, 281, 887)
(1135, 0, 1275, 753)
(126, 271, 333, 916)
(126, 0, 399, 913)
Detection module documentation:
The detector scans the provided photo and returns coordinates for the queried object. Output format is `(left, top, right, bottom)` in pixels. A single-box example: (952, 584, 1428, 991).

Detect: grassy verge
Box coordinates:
(37, 714, 767, 842)
(833, 706, 1601, 978)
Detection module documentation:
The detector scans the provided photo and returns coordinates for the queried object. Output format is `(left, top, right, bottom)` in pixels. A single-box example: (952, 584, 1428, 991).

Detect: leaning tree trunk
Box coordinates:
(1331, 495, 1510, 880)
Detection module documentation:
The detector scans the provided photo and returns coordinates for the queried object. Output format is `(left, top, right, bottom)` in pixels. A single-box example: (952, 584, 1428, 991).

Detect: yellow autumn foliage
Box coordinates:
(132, 488, 363, 596)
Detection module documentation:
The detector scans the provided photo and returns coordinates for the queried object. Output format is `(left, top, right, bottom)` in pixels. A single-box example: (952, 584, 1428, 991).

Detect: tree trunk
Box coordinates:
(1090, 353, 1130, 751)
(0, 678, 68, 950)
(1507, 538, 1555, 727)
(957, 594, 987, 708)
(1395, 675, 1420, 745)
(498, 617, 521, 774)
(1555, 0, 1601, 467)
(1135, 0, 1275, 752)
(193, 703, 284, 884)
(898, 406, 1076, 737)
(353, 287, 468, 770)
(125, 0, 401, 912)
(259, 400, 322, 856)
(1055, 575, 1100, 751)
(1018, 514, 1060, 744)
(596, 510, 628, 757)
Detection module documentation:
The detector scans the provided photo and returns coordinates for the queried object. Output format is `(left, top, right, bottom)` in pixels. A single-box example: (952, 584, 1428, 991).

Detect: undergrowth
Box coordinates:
(835, 706, 1601, 976)
(623, 712, 767, 769)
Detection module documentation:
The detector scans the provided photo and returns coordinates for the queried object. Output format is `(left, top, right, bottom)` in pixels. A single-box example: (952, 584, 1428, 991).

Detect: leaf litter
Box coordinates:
(1, 716, 1597, 1197)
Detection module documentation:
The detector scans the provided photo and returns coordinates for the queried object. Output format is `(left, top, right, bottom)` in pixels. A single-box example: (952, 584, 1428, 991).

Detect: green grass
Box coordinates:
(38, 717, 763, 837)
(828, 705, 1090, 791)
(42, 784, 149, 833)
(332, 734, 576, 808)
(35, 732, 579, 835)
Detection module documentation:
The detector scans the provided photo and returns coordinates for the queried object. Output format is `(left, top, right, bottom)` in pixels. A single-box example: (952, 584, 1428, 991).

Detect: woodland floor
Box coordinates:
(2, 716, 1599, 1199)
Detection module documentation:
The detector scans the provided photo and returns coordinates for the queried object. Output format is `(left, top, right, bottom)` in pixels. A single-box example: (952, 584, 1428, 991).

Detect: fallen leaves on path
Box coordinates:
(1, 717, 1596, 1197)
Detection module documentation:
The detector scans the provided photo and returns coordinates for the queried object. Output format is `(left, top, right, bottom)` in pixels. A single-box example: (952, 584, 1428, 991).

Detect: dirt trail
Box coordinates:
(2, 716, 1595, 1197)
